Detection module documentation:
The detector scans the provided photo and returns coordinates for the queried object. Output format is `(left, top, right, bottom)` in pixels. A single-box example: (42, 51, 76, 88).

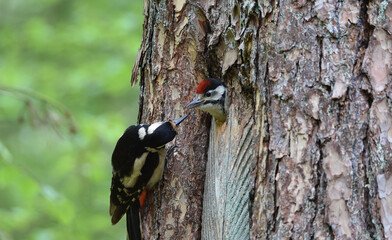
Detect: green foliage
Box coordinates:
(0, 0, 143, 239)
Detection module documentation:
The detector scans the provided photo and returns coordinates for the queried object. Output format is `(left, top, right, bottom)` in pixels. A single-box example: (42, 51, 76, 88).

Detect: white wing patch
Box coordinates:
(138, 127, 146, 140)
(122, 152, 148, 188)
(148, 122, 163, 134)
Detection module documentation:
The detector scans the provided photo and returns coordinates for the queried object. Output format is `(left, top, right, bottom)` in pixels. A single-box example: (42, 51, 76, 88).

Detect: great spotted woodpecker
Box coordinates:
(186, 78, 228, 122)
(110, 114, 189, 240)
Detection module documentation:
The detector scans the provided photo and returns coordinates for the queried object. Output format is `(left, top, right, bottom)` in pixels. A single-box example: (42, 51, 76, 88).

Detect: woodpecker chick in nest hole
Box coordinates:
(186, 78, 228, 122)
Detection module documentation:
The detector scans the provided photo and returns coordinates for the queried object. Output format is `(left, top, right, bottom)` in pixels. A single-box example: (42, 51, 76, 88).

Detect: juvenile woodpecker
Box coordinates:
(186, 78, 228, 122)
(110, 114, 189, 240)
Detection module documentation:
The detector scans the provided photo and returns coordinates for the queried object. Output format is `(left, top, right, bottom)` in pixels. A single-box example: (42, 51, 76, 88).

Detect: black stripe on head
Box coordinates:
(204, 78, 226, 92)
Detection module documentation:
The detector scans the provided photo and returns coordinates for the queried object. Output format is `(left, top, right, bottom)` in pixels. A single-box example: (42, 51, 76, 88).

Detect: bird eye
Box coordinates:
(205, 92, 211, 97)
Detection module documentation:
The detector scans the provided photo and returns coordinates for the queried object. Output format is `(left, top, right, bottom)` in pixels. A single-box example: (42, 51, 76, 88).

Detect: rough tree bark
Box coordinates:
(131, 0, 392, 239)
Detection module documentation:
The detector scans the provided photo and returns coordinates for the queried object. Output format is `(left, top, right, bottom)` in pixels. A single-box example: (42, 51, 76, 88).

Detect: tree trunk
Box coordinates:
(132, 0, 392, 239)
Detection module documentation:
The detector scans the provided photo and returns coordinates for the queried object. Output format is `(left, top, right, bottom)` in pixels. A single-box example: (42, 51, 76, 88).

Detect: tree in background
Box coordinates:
(134, 0, 392, 239)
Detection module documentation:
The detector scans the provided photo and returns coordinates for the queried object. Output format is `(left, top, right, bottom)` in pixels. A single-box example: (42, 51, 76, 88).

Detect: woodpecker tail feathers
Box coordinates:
(110, 199, 126, 225)
(126, 202, 142, 240)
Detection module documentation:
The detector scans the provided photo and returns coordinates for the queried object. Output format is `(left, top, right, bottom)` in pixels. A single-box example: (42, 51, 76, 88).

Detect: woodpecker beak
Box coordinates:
(172, 113, 190, 126)
(185, 98, 202, 109)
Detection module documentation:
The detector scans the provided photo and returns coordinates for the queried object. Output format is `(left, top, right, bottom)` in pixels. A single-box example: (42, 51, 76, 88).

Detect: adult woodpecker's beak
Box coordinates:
(172, 113, 190, 126)
(185, 98, 202, 109)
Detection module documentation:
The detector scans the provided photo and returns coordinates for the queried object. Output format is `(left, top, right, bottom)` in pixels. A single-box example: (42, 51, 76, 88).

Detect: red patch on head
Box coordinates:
(196, 79, 211, 94)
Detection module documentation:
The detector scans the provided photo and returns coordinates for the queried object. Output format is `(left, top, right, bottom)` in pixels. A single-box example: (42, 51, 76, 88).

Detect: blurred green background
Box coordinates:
(0, 0, 143, 239)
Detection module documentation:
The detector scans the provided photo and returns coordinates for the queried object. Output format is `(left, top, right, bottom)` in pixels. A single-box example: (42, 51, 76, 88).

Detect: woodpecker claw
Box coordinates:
(185, 98, 202, 109)
(172, 113, 190, 126)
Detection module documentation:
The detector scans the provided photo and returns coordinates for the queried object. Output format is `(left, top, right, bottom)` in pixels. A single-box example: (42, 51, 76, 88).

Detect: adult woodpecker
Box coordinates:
(186, 78, 228, 122)
(110, 114, 189, 240)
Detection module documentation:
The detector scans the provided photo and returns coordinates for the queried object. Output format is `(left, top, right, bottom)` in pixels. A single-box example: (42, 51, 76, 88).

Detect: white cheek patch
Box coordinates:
(213, 85, 226, 100)
(148, 122, 163, 134)
(205, 85, 226, 101)
(138, 127, 146, 140)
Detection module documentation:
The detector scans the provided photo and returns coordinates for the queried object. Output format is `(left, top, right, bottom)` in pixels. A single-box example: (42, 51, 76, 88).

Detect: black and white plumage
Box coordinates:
(186, 78, 228, 122)
(110, 114, 189, 240)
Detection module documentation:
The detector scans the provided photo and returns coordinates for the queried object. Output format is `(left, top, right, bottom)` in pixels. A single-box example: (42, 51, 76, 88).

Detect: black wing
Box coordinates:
(110, 125, 144, 224)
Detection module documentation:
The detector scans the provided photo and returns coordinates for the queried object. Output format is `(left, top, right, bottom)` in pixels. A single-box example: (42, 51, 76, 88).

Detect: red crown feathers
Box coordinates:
(196, 79, 211, 94)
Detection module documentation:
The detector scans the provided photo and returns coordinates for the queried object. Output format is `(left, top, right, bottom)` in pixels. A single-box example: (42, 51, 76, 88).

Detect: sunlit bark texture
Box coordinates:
(131, 0, 392, 239)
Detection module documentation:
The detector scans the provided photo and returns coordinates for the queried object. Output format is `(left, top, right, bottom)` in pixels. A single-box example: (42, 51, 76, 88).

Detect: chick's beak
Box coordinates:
(185, 98, 202, 109)
(172, 113, 190, 126)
